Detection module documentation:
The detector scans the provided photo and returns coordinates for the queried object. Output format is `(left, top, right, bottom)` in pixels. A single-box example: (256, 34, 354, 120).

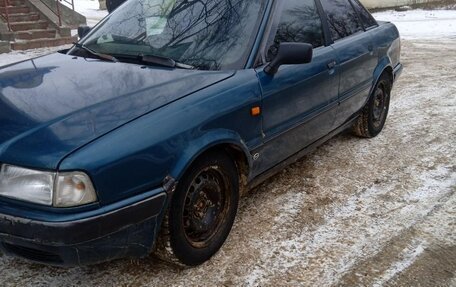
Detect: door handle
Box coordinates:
(327, 60, 337, 70)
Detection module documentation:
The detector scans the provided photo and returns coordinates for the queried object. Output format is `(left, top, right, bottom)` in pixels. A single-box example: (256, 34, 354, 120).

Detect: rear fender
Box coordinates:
(370, 56, 393, 96)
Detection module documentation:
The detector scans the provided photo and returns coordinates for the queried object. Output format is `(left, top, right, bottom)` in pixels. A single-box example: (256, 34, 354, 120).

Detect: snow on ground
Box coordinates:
(0, 45, 71, 67)
(0, 6, 455, 286)
(373, 9, 456, 39)
(71, 0, 108, 26)
(0, 0, 108, 66)
(70, 0, 108, 36)
(0, 37, 454, 287)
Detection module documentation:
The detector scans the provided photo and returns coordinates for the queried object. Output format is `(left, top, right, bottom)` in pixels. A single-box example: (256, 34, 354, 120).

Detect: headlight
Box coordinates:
(0, 164, 97, 207)
(0, 165, 54, 205)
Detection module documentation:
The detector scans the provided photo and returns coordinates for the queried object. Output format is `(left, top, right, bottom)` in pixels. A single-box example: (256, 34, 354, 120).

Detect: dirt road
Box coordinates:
(0, 39, 455, 287)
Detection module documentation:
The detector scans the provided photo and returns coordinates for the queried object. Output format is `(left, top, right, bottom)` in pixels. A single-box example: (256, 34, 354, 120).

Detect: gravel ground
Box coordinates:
(1, 4, 456, 284)
(0, 38, 454, 287)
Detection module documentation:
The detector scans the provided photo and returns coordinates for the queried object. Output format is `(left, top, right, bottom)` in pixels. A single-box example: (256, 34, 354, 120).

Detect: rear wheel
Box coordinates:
(155, 151, 239, 266)
(353, 74, 392, 138)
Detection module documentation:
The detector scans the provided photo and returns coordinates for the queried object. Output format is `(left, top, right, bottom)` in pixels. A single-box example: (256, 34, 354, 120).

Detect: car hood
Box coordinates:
(0, 53, 233, 169)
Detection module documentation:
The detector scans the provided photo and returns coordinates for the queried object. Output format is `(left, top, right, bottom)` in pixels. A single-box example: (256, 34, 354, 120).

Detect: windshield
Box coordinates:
(74, 0, 268, 70)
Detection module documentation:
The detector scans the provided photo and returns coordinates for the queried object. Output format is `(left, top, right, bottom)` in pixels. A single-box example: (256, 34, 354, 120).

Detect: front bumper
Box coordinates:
(393, 63, 403, 82)
(0, 190, 167, 267)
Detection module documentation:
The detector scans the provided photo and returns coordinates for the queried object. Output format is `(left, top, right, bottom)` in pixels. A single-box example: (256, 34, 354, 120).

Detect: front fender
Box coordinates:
(169, 129, 253, 182)
(58, 70, 262, 206)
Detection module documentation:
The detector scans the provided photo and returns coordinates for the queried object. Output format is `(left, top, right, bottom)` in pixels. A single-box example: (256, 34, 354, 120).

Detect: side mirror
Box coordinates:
(264, 43, 313, 75)
(78, 26, 91, 39)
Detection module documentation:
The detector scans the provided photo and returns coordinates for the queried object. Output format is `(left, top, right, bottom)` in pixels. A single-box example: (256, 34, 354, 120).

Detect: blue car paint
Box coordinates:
(0, 186, 164, 222)
(0, 53, 234, 170)
(59, 69, 263, 205)
(332, 31, 378, 128)
(0, 0, 402, 266)
(254, 45, 340, 173)
(371, 22, 402, 85)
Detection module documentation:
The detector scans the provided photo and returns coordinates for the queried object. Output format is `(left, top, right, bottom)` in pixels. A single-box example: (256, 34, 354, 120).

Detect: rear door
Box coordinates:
(253, 0, 339, 172)
(319, 0, 378, 127)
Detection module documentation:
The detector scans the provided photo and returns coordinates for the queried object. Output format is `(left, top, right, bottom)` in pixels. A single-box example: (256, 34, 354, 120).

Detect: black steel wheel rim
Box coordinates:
(372, 83, 388, 128)
(182, 167, 230, 248)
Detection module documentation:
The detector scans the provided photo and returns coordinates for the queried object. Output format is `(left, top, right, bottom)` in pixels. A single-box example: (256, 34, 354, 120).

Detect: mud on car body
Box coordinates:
(0, 0, 402, 267)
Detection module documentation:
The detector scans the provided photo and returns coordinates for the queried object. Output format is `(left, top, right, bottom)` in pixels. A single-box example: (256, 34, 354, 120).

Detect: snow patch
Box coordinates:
(0, 45, 71, 67)
(0, 1, 108, 67)
(63, 0, 108, 26)
(372, 240, 426, 287)
(245, 164, 455, 286)
(373, 9, 456, 39)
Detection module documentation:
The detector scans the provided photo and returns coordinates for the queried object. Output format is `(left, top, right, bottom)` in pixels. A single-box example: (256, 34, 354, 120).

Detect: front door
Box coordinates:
(253, 0, 339, 173)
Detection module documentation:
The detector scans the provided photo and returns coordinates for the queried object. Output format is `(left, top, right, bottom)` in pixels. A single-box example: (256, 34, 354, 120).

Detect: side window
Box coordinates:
(350, 0, 378, 29)
(320, 0, 363, 41)
(272, 0, 324, 49)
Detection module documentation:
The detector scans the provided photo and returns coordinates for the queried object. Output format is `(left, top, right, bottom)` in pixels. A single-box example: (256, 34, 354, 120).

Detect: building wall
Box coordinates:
(360, 0, 443, 9)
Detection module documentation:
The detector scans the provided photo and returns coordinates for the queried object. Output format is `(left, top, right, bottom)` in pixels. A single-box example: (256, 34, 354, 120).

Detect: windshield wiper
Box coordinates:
(140, 54, 194, 70)
(73, 42, 118, 63)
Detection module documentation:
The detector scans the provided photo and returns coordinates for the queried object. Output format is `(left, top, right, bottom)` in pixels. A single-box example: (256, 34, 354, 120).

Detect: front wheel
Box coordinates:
(155, 151, 239, 266)
(353, 74, 392, 138)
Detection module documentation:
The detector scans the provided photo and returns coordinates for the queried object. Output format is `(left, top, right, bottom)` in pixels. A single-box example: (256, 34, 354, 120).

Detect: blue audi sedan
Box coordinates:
(0, 0, 402, 266)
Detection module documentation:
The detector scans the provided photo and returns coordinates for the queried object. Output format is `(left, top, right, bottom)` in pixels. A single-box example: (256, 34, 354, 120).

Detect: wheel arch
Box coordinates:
(371, 57, 394, 96)
(169, 130, 252, 196)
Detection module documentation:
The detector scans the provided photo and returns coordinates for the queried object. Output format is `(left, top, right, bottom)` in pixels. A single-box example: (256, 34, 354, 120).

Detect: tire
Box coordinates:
(352, 73, 392, 138)
(155, 151, 239, 266)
